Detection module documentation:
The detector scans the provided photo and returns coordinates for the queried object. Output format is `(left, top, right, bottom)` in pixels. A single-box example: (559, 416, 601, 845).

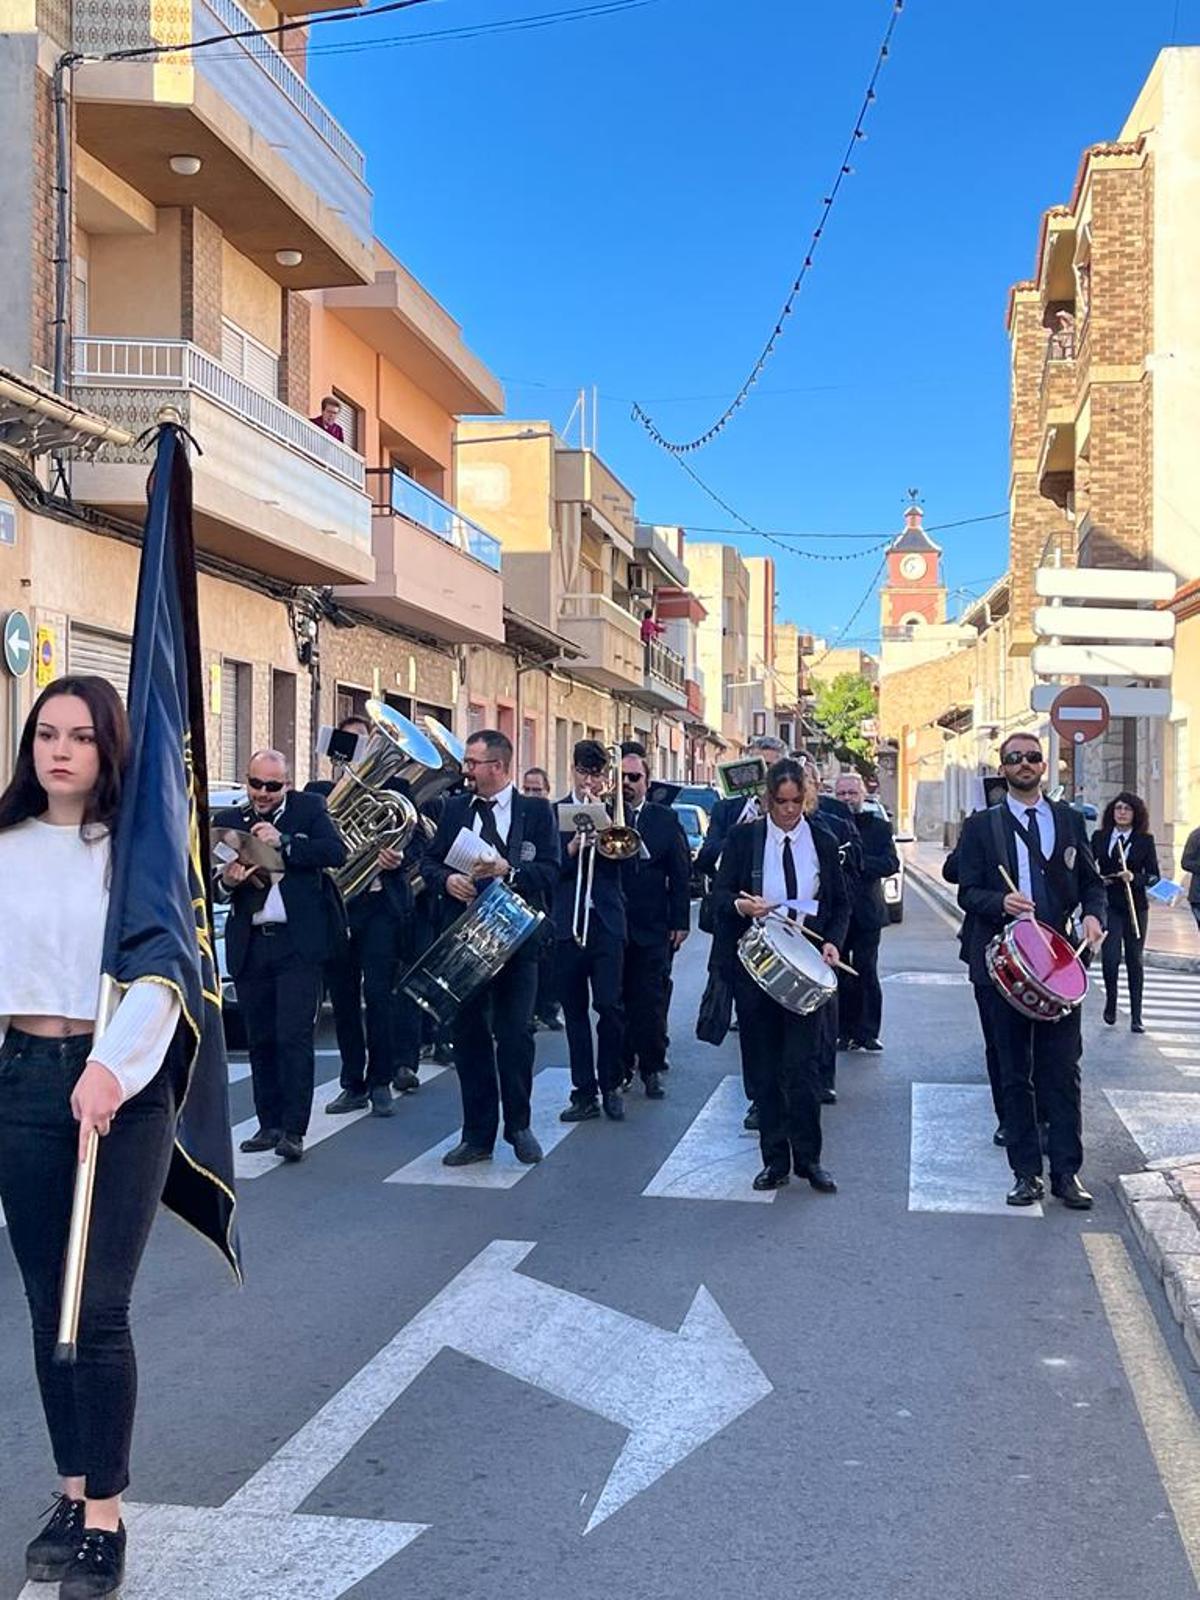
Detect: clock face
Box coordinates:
(899, 553, 927, 581)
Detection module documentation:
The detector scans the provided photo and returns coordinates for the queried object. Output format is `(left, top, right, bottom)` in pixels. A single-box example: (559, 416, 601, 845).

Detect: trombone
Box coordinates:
(572, 744, 642, 946)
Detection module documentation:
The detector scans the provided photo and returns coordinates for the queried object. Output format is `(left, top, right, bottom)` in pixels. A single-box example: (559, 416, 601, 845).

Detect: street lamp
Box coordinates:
(452, 428, 556, 448)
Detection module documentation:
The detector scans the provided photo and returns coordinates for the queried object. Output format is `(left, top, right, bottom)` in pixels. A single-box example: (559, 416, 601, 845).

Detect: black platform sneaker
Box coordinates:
(25, 1494, 85, 1581)
(60, 1522, 126, 1599)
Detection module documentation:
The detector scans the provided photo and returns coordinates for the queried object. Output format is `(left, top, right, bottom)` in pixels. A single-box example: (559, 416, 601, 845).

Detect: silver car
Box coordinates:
(861, 796, 913, 925)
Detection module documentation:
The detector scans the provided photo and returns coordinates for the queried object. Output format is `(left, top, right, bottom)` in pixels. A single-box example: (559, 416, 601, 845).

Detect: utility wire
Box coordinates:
(631, 0, 906, 456)
(807, 557, 890, 671)
(95, 0, 437, 61)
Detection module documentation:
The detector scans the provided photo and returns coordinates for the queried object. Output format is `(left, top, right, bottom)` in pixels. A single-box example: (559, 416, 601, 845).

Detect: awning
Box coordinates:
(0, 366, 133, 456)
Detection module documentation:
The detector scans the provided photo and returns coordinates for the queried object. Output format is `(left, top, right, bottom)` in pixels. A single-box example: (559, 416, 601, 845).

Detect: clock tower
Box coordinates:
(879, 504, 945, 630)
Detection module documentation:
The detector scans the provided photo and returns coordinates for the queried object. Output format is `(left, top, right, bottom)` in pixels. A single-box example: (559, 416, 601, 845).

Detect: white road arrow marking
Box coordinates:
(226, 1239, 772, 1534)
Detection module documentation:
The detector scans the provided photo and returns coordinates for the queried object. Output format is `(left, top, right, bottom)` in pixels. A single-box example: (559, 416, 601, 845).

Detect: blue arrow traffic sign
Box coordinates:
(3, 610, 33, 677)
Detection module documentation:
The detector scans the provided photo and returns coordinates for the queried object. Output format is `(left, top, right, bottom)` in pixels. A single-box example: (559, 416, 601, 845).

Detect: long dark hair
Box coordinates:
(0, 676, 129, 834)
(766, 757, 817, 816)
(1100, 791, 1149, 836)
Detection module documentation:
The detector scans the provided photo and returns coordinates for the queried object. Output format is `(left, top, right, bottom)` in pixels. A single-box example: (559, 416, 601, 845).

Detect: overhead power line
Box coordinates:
(631, 0, 906, 457)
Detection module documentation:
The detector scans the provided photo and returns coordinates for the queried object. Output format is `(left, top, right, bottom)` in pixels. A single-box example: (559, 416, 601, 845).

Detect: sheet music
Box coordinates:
(445, 826, 500, 874)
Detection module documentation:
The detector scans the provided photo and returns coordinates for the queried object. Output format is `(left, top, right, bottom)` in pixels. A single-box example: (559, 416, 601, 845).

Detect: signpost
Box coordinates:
(1049, 684, 1110, 746)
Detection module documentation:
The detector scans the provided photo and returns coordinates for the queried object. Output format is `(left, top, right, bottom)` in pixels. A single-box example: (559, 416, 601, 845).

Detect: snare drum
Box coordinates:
(737, 916, 838, 1017)
(986, 917, 1088, 1023)
(400, 880, 543, 1027)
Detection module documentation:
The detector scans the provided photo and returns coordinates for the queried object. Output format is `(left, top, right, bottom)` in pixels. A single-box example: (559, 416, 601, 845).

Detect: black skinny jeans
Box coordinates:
(1101, 905, 1146, 1021)
(0, 1030, 175, 1499)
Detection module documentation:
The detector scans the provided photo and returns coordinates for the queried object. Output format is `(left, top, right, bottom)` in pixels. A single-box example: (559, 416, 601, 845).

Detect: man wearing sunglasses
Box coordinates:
(214, 750, 346, 1164)
(955, 733, 1105, 1209)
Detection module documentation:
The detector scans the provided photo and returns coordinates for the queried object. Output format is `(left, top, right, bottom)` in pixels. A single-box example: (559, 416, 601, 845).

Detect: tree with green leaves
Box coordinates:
(810, 672, 878, 777)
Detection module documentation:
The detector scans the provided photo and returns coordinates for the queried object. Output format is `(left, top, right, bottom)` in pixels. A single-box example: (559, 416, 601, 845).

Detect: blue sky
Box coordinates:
(310, 0, 1188, 647)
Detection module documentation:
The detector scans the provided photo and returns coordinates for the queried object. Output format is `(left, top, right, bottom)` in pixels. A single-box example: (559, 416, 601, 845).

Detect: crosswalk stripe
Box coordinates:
(384, 1067, 576, 1189)
(1105, 1088, 1200, 1165)
(642, 1075, 771, 1204)
(909, 1084, 1042, 1217)
(1159, 1049, 1200, 1062)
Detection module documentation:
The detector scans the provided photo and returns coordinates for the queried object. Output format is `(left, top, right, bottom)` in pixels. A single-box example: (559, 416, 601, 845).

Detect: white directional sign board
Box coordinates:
(1030, 643, 1174, 679)
(18, 1243, 771, 1599)
(1032, 605, 1176, 642)
(1035, 567, 1177, 602)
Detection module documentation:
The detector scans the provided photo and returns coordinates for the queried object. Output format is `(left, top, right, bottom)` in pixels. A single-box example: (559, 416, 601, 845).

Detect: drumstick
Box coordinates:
(998, 864, 1055, 954)
(759, 908, 859, 976)
(1074, 930, 1106, 960)
(1116, 837, 1142, 941)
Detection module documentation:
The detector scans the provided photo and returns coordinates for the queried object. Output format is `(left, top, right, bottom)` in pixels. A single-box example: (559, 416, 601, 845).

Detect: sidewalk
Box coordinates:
(904, 841, 1200, 975)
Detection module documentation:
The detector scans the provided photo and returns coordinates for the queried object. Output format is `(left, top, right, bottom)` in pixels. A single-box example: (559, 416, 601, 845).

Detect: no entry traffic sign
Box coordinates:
(1049, 684, 1110, 745)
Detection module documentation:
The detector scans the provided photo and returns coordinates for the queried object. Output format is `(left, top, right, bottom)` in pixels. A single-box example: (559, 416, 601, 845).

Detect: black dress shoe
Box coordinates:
(1131, 1020, 1146, 1034)
(743, 1104, 759, 1131)
(1051, 1173, 1094, 1209)
(643, 1072, 665, 1099)
(239, 1126, 281, 1153)
(753, 1167, 789, 1191)
(275, 1133, 304, 1163)
(993, 1124, 1007, 1147)
(836, 1036, 850, 1051)
(843, 1038, 861, 1052)
(820, 1087, 838, 1105)
(60, 1523, 125, 1600)
(602, 1090, 625, 1121)
(797, 1163, 837, 1193)
(512, 1128, 543, 1164)
(1103, 1004, 1117, 1025)
(559, 1098, 600, 1123)
(26, 1494, 85, 1581)
(442, 1141, 493, 1167)
(1006, 1175, 1044, 1206)
(391, 1068, 421, 1093)
(859, 1038, 884, 1053)
(327, 1089, 368, 1114)
(539, 1012, 564, 1031)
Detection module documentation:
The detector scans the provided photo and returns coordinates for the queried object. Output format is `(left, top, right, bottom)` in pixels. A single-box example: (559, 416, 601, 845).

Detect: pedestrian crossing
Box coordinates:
(385, 1068, 577, 1189)
(908, 1084, 1042, 1217)
(642, 1076, 770, 1204)
(1113, 969, 1200, 1073)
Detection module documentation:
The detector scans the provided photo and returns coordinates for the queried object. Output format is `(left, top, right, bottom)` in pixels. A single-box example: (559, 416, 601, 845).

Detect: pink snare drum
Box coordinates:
(985, 917, 1088, 1023)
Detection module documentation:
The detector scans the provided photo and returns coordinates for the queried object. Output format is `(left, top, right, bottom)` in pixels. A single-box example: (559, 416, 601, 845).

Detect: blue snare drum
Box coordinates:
(400, 880, 543, 1027)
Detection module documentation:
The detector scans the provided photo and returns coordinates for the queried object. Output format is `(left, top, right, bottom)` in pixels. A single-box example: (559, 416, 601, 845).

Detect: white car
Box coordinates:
(209, 785, 246, 1044)
(861, 796, 913, 925)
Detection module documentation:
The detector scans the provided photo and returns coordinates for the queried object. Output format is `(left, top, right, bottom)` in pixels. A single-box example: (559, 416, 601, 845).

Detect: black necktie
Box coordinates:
(474, 797, 504, 853)
(782, 834, 799, 922)
(1024, 807, 1051, 920)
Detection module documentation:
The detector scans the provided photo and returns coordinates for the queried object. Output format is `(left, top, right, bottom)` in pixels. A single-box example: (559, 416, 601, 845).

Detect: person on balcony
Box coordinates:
(312, 396, 344, 441)
(640, 609, 665, 669)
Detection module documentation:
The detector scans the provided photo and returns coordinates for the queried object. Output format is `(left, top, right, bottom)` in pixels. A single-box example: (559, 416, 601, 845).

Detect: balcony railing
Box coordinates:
(559, 592, 642, 638)
(646, 637, 686, 691)
(73, 337, 365, 488)
(367, 467, 501, 573)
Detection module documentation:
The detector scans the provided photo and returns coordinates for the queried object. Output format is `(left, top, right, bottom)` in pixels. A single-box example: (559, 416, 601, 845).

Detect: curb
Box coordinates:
(1117, 1163, 1200, 1368)
(905, 856, 1200, 975)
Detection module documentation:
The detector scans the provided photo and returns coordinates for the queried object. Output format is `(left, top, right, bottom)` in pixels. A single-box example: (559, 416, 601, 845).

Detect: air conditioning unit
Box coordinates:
(628, 564, 651, 596)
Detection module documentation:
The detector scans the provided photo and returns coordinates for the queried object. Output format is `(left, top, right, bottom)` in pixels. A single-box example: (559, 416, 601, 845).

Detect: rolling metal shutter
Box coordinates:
(220, 660, 251, 783)
(68, 625, 132, 704)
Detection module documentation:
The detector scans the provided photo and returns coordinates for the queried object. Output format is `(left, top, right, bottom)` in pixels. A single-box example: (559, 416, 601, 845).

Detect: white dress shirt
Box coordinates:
(762, 816, 819, 918)
(738, 795, 761, 825)
(1005, 791, 1055, 902)
(472, 782, 513, 847)
(1109, 828, 1131, 862)
(250, 798, 289, 925)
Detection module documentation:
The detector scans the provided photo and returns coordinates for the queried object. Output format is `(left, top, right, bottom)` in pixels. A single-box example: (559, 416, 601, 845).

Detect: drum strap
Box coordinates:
(748, 818, 767, 898)
(992, 803, 1074, 931)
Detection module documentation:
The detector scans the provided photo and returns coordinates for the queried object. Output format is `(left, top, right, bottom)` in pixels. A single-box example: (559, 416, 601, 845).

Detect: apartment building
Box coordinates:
(1007, 47, 1200, 863)
(685, 542, 752, 754)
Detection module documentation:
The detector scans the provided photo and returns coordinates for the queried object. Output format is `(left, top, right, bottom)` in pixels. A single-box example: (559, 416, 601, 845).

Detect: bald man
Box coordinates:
(214, 750, 346, 1163)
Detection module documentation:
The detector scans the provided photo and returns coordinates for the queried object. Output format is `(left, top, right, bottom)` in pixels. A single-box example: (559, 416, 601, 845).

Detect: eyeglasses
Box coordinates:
(247, 778, 285, 793)
(462, 756, 501, 770)
(999, 751, 1044, 768)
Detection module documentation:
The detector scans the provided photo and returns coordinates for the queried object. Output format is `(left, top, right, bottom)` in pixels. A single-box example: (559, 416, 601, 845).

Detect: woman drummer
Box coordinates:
(1092, 792, 1160, 1034)
(0, 677, 179, 1598)
(711, 758, 849, 1193)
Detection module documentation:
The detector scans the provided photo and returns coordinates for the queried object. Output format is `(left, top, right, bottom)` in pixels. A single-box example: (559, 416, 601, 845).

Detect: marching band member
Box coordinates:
(812, 782, 862, 1103)
(0, 678, 180, 1597)
(422, 729, 559, 1165)
(833, 772, 899, 1054)
(554, 739, 630, 1123)
(955, 733, 1105, 1208)
(711, 758, 849, 1193)
(618, 744, 691, 1099)
(214, 751, 346, 1164)
(521, 766, 563, 1031)
(1092, 792, 1159, 1034)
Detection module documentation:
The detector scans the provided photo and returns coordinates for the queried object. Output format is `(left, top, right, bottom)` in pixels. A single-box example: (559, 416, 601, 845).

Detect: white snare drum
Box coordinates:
(400, 880, 543, 1027)
(737, 916, 838, 1016)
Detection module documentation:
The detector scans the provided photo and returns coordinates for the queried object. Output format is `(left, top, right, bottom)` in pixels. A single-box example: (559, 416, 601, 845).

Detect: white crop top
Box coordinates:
(0, 818, 180, 1102)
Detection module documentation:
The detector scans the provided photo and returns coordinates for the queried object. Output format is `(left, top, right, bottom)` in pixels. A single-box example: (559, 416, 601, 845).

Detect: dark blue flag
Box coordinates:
(100, 421, 242, 1279)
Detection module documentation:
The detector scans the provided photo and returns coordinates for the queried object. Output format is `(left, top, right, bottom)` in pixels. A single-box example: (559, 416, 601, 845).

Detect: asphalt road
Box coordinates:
(3, 885, 1200, 1598)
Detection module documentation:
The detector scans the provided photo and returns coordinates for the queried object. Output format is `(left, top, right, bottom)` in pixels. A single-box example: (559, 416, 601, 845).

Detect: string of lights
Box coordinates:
(631, 0, 906, 457)
(807, 557, 890, 671)
(680, 511, 1009, 541)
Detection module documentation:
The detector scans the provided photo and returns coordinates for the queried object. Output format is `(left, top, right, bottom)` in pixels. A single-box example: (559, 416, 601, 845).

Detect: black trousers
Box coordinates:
(622, 937, 671, 1079)
(237, 927, 323, 1137)
(0, 1031, 175, 1500)
(451, 954, 539, 1149)
(534, 933, 559, 1023)
(816, 991, 839, 1092)
(973, 981, 1005, 1123)
(734, 969, 823, 1174)
(327, 895, 403, 1093)
(984, 985, 1083, 1180)
(1101, 905, 1146, 1022)
(839, 920, 882, 1043)
(555, 928, 625, 1099)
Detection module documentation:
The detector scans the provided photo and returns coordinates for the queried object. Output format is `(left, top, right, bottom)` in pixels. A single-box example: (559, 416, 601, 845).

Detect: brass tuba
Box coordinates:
(326, 700, 442, 900)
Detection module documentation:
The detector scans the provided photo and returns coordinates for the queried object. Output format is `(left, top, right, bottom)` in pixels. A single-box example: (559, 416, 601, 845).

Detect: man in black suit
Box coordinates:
(813, 786, 863, 1103)
(522, 765, 563, 1032)
(307, 715, 420, 1120)
(422, 729, 560, 1166)
(617, 744, 691, 1099)
(956, 732, 1105, 1208)
(554, 739, 630, 1123)
(833, 772, 899, 1053)
(711, 758, 849, 1192)
(215, 750, 346, 1163)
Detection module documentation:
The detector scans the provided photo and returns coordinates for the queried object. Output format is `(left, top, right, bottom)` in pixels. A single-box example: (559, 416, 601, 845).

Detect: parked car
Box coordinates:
(208, 785, 246, 1047)
(675, 784, 720, 817)
(672, 802, 710, 897)
(861, 796, 913, 924)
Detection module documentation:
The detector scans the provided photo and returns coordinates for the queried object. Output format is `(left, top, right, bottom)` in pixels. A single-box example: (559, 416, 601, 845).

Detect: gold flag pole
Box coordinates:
(54, 974, 119, 1366)
(1116, 837, 1141, 942)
